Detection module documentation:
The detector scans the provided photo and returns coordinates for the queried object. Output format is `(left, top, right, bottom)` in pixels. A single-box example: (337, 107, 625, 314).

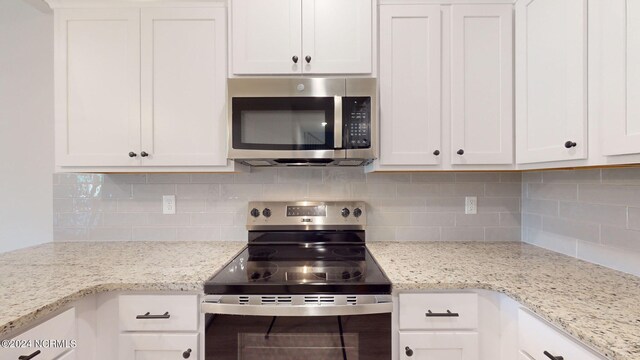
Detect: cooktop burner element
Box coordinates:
(204, 201, 392, 295)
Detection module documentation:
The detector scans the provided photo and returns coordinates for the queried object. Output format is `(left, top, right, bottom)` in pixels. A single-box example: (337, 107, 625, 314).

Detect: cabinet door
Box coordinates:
(399, 332, 479, 360)
(451, 5, 513, 165)
(55, 9, 141, 167)
(56, 350, 77, 360)
(119, 333, 198, 360)
(140, 8, 228, 166)
(515, 0, 587, 164)
(379, 5, 442, 166)
(231, 0, 302, 74)
(599, 0, 640, 155)
(301, 0, 372, 74)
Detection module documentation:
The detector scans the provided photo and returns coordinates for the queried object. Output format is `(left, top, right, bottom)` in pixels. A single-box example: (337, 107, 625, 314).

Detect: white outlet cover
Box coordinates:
(465, 196, 477, 215)
(163, 195, 176, 215)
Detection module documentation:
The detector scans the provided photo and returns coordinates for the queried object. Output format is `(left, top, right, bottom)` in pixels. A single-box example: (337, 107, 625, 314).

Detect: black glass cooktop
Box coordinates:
(204, 244, 392, 295)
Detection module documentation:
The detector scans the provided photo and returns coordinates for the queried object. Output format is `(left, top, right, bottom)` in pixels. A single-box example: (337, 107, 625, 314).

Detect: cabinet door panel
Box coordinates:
(119, 333, 198, 360)
(600, 0, 640, 155)
(140, 8, 228, 166)
(231, 0, 302, 74)
(515, 0, 587, 164)
(55, 9, 140, 167)
(451, 5, 513, 165)
(379, 5, 441, 165)
(301, 0, 372, 74)
(399, 332, 479, 360)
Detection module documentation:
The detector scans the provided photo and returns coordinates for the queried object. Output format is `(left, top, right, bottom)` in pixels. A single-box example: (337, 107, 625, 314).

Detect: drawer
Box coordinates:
(4, 308, 76, 360)
(119, 295, 198, 332)
(119, 333, 198, 360)
(518, 309, 605, 360)
(399, 293, 478, 330)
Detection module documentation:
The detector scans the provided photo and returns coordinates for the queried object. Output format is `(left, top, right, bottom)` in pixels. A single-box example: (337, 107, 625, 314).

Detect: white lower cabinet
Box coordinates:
(56, 350, 77, 360)
(4, 308, 76, 360)
(518, 309, 604, 360)
(119, 333, 198, 360)
(399, 332, 479, 360)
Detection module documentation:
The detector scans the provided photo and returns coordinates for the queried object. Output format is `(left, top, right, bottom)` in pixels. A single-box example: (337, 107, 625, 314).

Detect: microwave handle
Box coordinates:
(334, 96, 343, 149)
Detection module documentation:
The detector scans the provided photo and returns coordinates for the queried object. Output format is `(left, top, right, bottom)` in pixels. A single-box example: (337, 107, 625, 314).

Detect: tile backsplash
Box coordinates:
(522, 168, 640, 276)
(53, 168, 522, 242)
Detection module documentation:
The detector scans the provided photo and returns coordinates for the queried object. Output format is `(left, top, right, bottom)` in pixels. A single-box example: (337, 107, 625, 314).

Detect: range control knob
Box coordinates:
(341, 208, 350, 218)
(250, 208, 260, 218)
(262, 208, 272, 218)
(353, 208, 362, 218)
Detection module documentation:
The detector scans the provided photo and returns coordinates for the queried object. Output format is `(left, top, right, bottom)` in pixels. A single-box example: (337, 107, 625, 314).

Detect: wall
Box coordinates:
(522, 168, 640, 276)
(53, 169, 522, 242)
(0, 0, 54, 253)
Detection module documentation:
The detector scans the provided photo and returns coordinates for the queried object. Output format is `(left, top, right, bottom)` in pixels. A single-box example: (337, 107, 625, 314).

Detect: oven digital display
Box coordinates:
(286, 205, 327, 217)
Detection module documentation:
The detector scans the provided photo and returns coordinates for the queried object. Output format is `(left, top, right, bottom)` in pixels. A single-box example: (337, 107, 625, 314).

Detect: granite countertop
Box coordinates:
(0, 242, 638, 360)
(367, 242, 640, 360)
(0, 241, 246, 338)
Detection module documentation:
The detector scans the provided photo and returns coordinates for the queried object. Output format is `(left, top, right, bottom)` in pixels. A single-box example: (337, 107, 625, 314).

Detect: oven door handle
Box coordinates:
(201, 302, 392, 317)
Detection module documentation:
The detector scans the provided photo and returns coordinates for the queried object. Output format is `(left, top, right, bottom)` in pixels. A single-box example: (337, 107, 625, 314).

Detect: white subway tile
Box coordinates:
(221, 226, 248, 241)
(88, 228, 132, 241)
(578, 184, 640, 207)
(147, 174, 191, 184)
(190, 212, 235, 226)
(411, 173, 455, 183)
(323, 168, 366, 183)
(177, 184, 220, 200)
(542, 169, 601, 184)
(365, 226, 396, 241)
(177, 227, 220, 241)
(262, 183, 308, 200)
(132, 184, 176, 199)
(190, 173, 235, 184)
(629, 207, 640, 231)
(485, 183, 521, 197)
(368, 198, 426, 212)
(528, 183, 578, 201)
(499, 172, 522, 183)
(147, 213, 190, 226)
(559, 201, 627, 227)
(499, 213, 521, 227)
(455, 172, 500, 183)
(485, 227, 521, 241)
(352, 183, 396, 198)
(522, 198, 558, 216)
(366, 173, 410, 183)
(601, 168, 640, 185)
(277, 168, 323, 184)
(441, 227, 484, 241)
(601, 226, 640, 252)
(410, 212, 455, 226)
(132, 227, 177, 241)
(440, 183, 485, 196)
(542, 217, 600, 243)
(396, 183, 440, 198)
(396, 227, 441, 241)
(455, 213, 499, 227)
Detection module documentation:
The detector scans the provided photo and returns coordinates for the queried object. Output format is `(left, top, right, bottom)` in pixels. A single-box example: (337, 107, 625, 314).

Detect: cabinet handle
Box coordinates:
(292, 55, 299, 64)
(18, 350, 41, 360)
(543, 351, 564, 360)
(305, 55, 312, 63)
(182, 348, 192, 359)
(136, 311, 170, 319)
(140, 151, 149, 157)
(405, 346, 413, 357)
(456, 149, 464, 155)
(433, 150, 440, 156)
(128, 152, 137, 158)
(425, 310, 459, 317)
(564, 141, 577, 148)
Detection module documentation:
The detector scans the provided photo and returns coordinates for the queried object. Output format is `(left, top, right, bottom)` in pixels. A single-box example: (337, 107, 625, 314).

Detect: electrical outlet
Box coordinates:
(465, 196, 477, 215)
(163, 195, 176, 215)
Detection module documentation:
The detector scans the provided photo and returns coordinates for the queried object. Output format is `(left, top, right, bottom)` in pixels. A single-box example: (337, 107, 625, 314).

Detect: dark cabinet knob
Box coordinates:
(128, 152, 137, 158)
(182, 348, 192, 359)
(457, 149, 464, 155)
(305, 55, 311, 63)
(564, 141, 577, 148)
(140, 151, 149, 157)
(433, 150, 440, 156)
(543, 351, 564, 360)
(292, 55, 299, 64)
(405, 346, 413, 357)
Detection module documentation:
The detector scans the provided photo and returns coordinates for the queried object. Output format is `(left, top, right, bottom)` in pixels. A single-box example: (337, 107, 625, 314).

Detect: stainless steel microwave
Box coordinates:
(228, 78, 377, 166)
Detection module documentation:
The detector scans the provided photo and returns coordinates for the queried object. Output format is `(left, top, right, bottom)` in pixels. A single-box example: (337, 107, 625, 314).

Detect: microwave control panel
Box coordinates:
(343, 97, 371, 149)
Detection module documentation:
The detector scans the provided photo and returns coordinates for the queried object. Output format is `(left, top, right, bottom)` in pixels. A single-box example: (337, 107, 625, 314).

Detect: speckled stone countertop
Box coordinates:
(0, 241, 245, 338)
(367, 242, 640, 360)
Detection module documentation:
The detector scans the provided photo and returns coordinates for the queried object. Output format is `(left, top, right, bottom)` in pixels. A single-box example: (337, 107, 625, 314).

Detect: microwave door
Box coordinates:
(231, 97, 337, 152)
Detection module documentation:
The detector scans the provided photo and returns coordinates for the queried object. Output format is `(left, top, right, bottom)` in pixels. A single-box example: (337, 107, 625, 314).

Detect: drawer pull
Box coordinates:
(425, 310, 459, 317)
(136, 311, 170, 319)
(18, 350, 41, 360)
(543, 351, 564, 360)
(405, 346, 413, 357)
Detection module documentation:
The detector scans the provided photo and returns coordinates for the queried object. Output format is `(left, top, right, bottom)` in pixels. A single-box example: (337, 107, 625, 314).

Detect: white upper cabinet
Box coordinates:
(515, 0, 588, 164)
(231, 0, 302, 75)
(598, 0, 640, 156)
(301, 0, 372, 74)
(140, 8, 228, 166)
(379, 5, 442, 166)
(230, 0, 372, 75)
(450, 5, 513, 165)
(55, 9, 141, 167)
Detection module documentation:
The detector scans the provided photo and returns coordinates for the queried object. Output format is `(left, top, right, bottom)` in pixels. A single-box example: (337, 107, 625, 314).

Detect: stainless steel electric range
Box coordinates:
(202, 201, 392, 360)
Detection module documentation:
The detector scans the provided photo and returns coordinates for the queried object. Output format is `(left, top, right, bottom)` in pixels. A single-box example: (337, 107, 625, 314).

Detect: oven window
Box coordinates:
(205, 314, 390, 360)
(232, 97, 335, 150)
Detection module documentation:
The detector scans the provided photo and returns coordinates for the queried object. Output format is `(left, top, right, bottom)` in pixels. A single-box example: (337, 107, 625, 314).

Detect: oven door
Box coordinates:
(203, 298, 391, 360)
(229, 96, 343, 158)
